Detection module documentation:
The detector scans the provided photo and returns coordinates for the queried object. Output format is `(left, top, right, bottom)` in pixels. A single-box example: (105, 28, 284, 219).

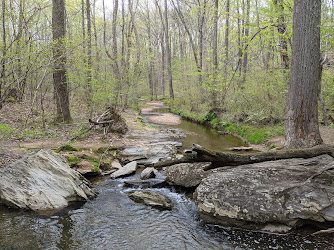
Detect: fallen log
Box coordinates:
(192, 144, 334, 168)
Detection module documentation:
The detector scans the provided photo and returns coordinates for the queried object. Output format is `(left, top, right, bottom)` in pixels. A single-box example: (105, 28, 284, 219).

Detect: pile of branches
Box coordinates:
(89, 106, 128, 135)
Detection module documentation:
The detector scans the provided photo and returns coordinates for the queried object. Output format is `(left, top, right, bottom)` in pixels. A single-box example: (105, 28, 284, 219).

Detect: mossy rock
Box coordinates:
(66, 154, 81, 167)
(55, 144, 79, 153)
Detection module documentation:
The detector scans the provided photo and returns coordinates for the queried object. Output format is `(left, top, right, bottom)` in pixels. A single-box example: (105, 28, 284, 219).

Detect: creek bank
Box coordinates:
(0, 149, 96, 211)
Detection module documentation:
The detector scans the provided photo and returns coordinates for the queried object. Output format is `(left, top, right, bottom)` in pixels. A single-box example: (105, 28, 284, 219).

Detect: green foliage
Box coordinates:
(0, 124, 15, 140)
(0, 124, 49, 140)
(90, 166, 100, 173)
(169, 105, 284, 144)
(203, 112, 217, 122)
(209, 118, 220, 129)
(67, 154, 81, 167)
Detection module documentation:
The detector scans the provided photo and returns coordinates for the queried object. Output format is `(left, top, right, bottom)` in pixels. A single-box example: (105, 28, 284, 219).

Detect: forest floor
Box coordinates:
(1, 99, 334, 167)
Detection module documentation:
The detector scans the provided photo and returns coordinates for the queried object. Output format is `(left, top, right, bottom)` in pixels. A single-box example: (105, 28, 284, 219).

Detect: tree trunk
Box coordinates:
(211, 0, 218, 108)
(285, 0, 322, 148)
(160, 30, 165, 96)
(86, 0, 93, 115)
(0, 0, 6, 109)
(273, 0, 289, 69)
(224, 0, 230, 77)
(52, 0, 72, 123)
(164, 0, 174, 98)
(241, 0, 250, 84)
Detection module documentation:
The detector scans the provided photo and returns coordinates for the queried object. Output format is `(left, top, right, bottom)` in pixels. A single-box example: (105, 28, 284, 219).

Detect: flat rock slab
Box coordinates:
(166, 162, 212, 188)
(195, 154, 334, 232)
(0, 149, 96, 211)
(120, 129, 185, 165)
(111, 161, 137, 179)
(127, 190, 173, 210)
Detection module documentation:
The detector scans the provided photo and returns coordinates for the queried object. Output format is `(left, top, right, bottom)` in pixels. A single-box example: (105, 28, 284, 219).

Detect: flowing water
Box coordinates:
(1, 177, 333, 249)
(142, 107, 247, 152)
(1, 107, 334, 249)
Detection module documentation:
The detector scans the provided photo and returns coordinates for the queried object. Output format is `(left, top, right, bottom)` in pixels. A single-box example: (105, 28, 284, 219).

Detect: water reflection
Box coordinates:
(143, 107, 247, 152)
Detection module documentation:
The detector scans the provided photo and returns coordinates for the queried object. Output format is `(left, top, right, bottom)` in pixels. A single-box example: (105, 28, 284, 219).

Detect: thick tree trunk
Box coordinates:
(52, 0, 72, 123)
(285, 0, 322, 148)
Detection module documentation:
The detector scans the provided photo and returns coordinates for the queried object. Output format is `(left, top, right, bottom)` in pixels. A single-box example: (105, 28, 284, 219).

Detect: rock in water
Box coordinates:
(166, 162, 212, 188)
(127, 190, 172, 210)
(0, 149, 96, 211)
(195, 155, 334, 232)
(110, 161, 137, 179)
(141, 167, 158, 179)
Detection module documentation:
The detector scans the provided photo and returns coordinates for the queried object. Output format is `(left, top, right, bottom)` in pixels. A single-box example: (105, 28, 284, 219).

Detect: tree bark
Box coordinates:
(164, 0, 174, 98)
(86, 0, 93, 115)
(211, 0, 218, 108)
(241, 0, 250, 84)
(0, 0, 6, 109)
(285, 0, 322, 148)
(224, 0, 230, 77)
(273, 0, 289, 69)
(52, 0, 72, 123)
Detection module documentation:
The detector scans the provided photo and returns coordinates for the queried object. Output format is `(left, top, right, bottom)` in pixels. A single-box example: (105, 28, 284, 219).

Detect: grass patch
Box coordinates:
(66, 154, 81, 167)
(0, 123, 50, 140)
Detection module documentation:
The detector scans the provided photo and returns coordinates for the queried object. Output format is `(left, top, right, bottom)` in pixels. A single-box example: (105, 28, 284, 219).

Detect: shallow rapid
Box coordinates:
(1, 176, 333, 249)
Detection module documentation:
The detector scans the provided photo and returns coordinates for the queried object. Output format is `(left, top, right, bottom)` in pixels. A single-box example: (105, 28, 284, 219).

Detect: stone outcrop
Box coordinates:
(195, 155, 334, 232)
(127, 190, 173, 210)
(166, 162, 212, 188)
(0, 149, 96, 211)
(110, 161, 137, 179)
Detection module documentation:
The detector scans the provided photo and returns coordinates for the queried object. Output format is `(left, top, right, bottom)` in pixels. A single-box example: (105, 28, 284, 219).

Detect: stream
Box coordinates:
(0, 107, 334, 249)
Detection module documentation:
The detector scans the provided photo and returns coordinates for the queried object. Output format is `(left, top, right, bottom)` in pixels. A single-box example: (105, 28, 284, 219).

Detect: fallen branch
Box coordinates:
(192, 144, 334, 168)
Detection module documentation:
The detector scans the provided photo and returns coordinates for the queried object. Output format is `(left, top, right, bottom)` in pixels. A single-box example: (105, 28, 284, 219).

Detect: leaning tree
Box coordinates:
(285, 0, 323, 148)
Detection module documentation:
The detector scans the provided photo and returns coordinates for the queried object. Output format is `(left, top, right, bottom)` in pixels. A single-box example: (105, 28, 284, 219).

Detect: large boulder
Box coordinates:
(166, 162, 212, 188)
(127, 190, 173, 210)
(195, 155, 334, 232)
(0, 149, 96, 211)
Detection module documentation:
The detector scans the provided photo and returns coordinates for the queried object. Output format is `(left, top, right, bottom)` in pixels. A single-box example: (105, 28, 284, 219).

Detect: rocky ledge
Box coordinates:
(0, 149, 96, 211)
(195, 154, 334, 233)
